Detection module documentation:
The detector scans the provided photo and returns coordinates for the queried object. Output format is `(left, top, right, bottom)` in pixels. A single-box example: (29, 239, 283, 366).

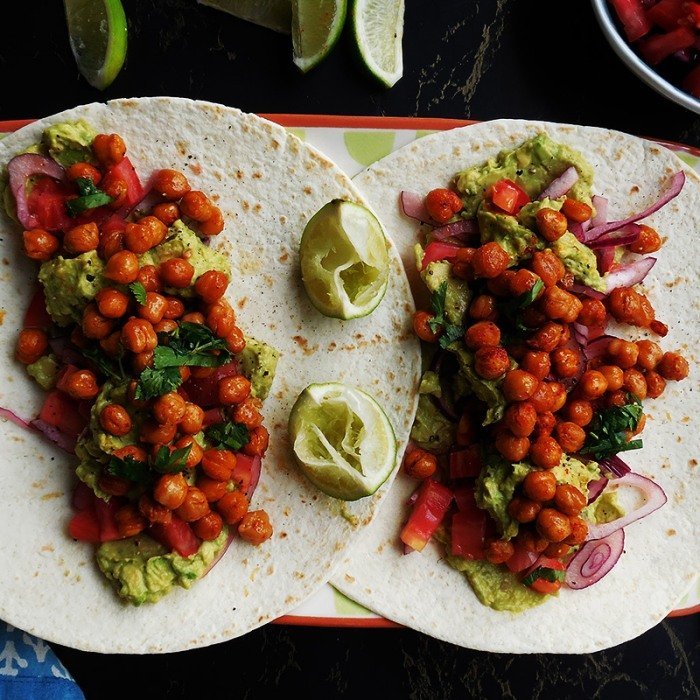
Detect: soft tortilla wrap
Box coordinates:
(333, 119, 699, 653)
(0, 98, 421, 653)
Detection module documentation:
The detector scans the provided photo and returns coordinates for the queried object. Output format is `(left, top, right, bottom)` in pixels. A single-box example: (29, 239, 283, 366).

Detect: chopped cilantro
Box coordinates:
(66, 177, 112, 216)
(580, 395, 644, 460)
(152, 444, 192, 473)
(106, 454, 151, 485)
(135, 366, 182, 400)
(129, 282, 147, 305)
(81, 345, 126, 381)
(522, 566, 566, 587)
(428, 282, 465, 349)
(205, 422, 250, 451)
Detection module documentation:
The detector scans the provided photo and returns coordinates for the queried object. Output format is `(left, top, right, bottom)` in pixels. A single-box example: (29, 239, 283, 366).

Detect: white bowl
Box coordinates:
(591, 0, 700, 115)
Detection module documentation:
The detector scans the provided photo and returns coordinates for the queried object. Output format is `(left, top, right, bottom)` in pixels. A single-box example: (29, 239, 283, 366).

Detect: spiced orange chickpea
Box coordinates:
(193, 512, 224, 541)
(507, 496, 540, 524)
(403, 448, 437, 479)
(502, 369, 538, 402)
(138, 495, 173, 525)
(504, 401, 537, 438)
(645, 371, 666, 399)
(179, 402, 205, 434)
(425, 188, 463, 223)
(561, 198, 592, 223)
(238, 510, 273, 545)
(531, 249, 565, 287)
(16, 328, 48, 364)
(152, 202, 180, 226)
(82, 304, 114, 340)
(471, 242, 510, 279)
(66, 161, 101, 184)
(535, 411, 556, 437)
(175, 436, 204, 469)
(535, 208, 567, 242)
(121, 318, 158, 353)
(152, 169, 191, 200)
(179, 191, 214, 221)
(92, 133, 126, 167)
(99, 229, 124, 260)
(137, 265, 161, 293)
(657, 352, 689, 381)
(138, 292, 168, 325)
(216, 491, 249, 525)
(577, 298, 606, 327)
(64, 369, 99, 400)
(64, 222, 99, 254)
(606, 338, 639, 369)
(201, 449, 236, 481)
(153, 473, 189, 510)
(104, 250, 139, 284)
(540, 286, 582, 324)
(225, 327, 247, 353)
(163, 296, 185, 320)
(598, 365, 624, 391)
(159, 257, 195, 288)
(565, 516, 589, 546)
(413, 311, 440, 342)
(218, 375, 251, 405)
(628, 224, 661, 254)
(474, 346, 510, 380)
(530, 435, 562, 469)
(522, 470, 557, 503)
(520, 351, 551, 380)
(207, 300, 236, 338)
(153, 392, 187, 425)
(95, 288, 130, 319)
(23, 229, 59, 261)
(551, 347, 582, 379)
(578, 370, 608, 400)
(199, 207, 225, 236)
(139, 420, 177, 445)
(554, 421, 586, 453)
(623, 369, 648, 400)
(197, 476, 229, 503)
(175, 487, 210, 523)
(484, 540, 515, 565)
(565, 399, 594, 427)
(195, 270, 229, 304)
(99, 404, 132, 437)
(536, 508, 572, 542)
(115, 505, 146, 538)
(526, 321, 563, 352)
(635, 340, 663, 371)
(233, 399, 264, 429)
(468, 294, 497, 320)
(244, 426, 270, 458)
(464, 321, 501, 350)
(495, 430, 530, 462)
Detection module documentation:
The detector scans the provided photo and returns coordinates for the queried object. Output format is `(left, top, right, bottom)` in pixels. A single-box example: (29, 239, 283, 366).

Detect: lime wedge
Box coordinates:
(198, 0, 292, 34)
(299, 200, 389, 319)
(288, 383, 397, 501)
(292, 0, 348, 73)
(352, 0, 404, 88)
(64, 0, 127, 90)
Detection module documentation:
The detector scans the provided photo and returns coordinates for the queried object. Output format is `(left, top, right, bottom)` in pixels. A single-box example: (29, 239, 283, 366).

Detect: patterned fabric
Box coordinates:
(0, 624, 84, 700)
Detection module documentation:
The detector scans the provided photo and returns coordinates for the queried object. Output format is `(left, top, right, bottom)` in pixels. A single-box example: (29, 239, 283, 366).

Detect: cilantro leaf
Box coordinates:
(81, 346, 126, 381)
(66, 177, 113, 217)
(135, 366, 183, 400)
(428, 282, 465, 348)
(580, 395, 644, 460)
(106, 454, 152, 485)
(152, 444, 192, 474)
(438, 325, 464, 349)
(129, 282, 147, 305)
(522, 566, 566, 587)
(205, 422, 250, 451)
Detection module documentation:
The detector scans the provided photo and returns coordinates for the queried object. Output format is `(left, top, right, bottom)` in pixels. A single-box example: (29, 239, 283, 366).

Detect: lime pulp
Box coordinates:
(292, 0, 348, 73)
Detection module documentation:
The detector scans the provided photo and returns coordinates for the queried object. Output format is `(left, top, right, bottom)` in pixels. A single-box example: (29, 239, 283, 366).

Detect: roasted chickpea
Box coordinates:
(199, 207, 225, 236)
(82, 304, 114, 340)
(628, 224, 661, 254)
(606, 338, 639, 369)
(522, 470, 557, 503)
(530, 436, 562, 469)
(424, 188, 463, 223)
(464, 321, 501, 349)
(179, 191, 214, 222)
(474, 346, 510, 380)
(507, 496, 541, 523)
(553, 484, 586, 515)
(413, 310, 441, 342)
(163, 297, 185, 320)
(540, 286, 582, 323)
(531, 249, 565, 287)
(207, 300, 236, 338)
(544, 542, 571, 558)
(472, 242, 510, 279)
(509, 269, 542, 297)
(153, 472, 189, 509)
(92, 133, 126, 166)
(153, 392, 187, 425)
(225, 327, 247, 354)
(121, 318, 158, 353)
(99, 404, 132, 437)
(238, 510, 273, 545)
(535, 411, 557, 437)
(179, 402, 205, 435)
(102, 176, 128, 209)
(565, 516, 589, 546)
(577, 298, 607, 327)
(137, 292, 168, 325)
(218, 375, 251, 405)
(244, 425, 270, 457)
(516, 530, 549, 553)
(152, 202, 180, 226)
(529, 382, 555, 413)
(97, 472, 131, 497)
(64, 369, 99, 400)
(174, 435, 204, 469)
(623, 368, 648, 400)
(66, 161, 102, 184)
(216, 491, 249, 525)
(495, 431, 530, 462)
(176, 487, 210, 522)
(578, 370, 608, 399)
(113, 444, 148, 463)
(99, 228, 124, 261)
(645, 370, 666, 399)
(535, 208, 568, 242)
(193, 511, 224, 541)
(139, 494, 173, 525)
(451, 247, 476, 280)
(604, 390, 628, 408)
(526, 322, 563, 352)
(536, 508, 572, 542)
(657, 352, 689, 381)
(554, 421, 586, 453)
(16, 328, 48, 364)
(159, 258, 194, 288)
(561, 198, 592, 223)
(484, 539, 515, 565)
(139, 420, 177, 445)
(551, 347, 582, 379)
(201, 449, 236, 481)
(403, 448, 438, 479)
(549, 382, 567, 412)
(23, 229, 59, 261)
(104, 250, 139, 284)
(93, 288, 128, 319)
(565, 399, 594, 427)
(132, 350, 154, 374)
(486, 270, 517, 298)
(233, 399, 264, 429)
(194, 270, 229, 304)
(125, 217, 167, 254)
(469, 294, 496, 320)
(504, 401, 538, 438)
(635, 340, 663, 371)
(520, 351, 551, 380)
(153, 169, 191, 200)
(502, 369, 539, 402)
(197, 476, 229, 503)
(598, 365, 624, 391)
(115, 504, 146, 538)
(607, 287, 655, 328)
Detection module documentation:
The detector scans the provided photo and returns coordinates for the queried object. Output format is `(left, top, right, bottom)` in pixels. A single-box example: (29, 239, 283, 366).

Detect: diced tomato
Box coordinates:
(646, 0, 686, 31)
(450, 488, 487, 559)
(26, 177, 73, 232)
(449, 446, 482, 479)
(38, 391, 88, 439)
(103, 157, 144, 209)
(150, 517, 201, 557)
(638, 26, 695, 64)
(523, 556, 566, 595)
(505, 542, 538, 573)
(182, 361, 240, 408)
(202, 408, 225, 427)
(94, 496, 123, 542)
(23, 288, 52, 329)
(420, 242, 463, 270)
(683, 64, 700, 97)
(71, 482, 95, 512)
(487, 178, 530, 215)
(685, 1, 700, 28)
(68, 508, 101, 543)
(611, 0, 653, 40)
(231, 453, 261, 496)
(400, 479, 453, 552)
(101, 214, 127, 235)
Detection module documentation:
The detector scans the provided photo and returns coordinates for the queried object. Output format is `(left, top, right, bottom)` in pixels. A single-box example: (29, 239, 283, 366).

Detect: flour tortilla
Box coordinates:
(333, 119, 700, 653)
(0, 97, 421, 653)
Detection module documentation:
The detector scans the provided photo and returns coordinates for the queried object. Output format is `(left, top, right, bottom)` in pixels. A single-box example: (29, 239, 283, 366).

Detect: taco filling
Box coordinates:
(399, 134, 688, 612)
(4, 122, 280, 605)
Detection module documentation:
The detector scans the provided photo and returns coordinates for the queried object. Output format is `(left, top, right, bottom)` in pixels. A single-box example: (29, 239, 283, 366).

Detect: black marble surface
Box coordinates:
(1, 1, 698, 698)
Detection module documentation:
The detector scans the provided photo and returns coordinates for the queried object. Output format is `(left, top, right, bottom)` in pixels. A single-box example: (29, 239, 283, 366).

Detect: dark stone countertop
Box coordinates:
(1, 1, 697, 697)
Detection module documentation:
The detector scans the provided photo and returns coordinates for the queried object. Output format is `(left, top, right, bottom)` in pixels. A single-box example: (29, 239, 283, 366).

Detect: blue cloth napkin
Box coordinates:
(0, 624, 84, 700)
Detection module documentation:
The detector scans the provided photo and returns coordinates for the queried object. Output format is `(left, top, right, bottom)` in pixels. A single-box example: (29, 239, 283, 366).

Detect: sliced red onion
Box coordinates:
(587, 476, 609, 504)
(0, 406, 30, 430)
(125, 187, 161, 220)
(246, 454, 262, 497)
(538, 166, 579, 200)
(584, 171, 685, 241)
(590, 195, 608, 227)
(30, 419, 76, 453)
(430, 219, 477, 242)
(598, 455, 632, 478)
(403, 544, 415, 555)
(586, 472, 667, 540)
(596, 247, 616, 274)
(570, 284, 606, 301)
(400, 190, 432, 224)
(588, 223, 641, 249)
(604, 257, 657, 291)
(565, 529, 625, 590)
(584, 334, 617, 361)
(203, 532, 234, 577)
(7, 154, 66, 229)
(572, 323, 589, 346)
(570, 222, 586, 242)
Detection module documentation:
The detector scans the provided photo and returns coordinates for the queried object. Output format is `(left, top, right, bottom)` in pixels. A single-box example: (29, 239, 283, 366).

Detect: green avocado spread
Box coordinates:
(43, 120, 97, 167)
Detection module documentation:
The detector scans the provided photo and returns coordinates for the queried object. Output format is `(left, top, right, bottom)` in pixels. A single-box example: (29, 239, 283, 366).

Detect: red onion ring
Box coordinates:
(596, 247, 616, 274)
(587, 223, 641, 249)
(591, 195, 608, 227)
(7, 154, 66, 230)
(400, 190, 433, 224)
(202, 532, 234, 577)
(583, 171, 685, 242)
(587, 476, 609, 504)
(586, 472, 667, 540)
(0, 406, 30, 430)
(431, 219, 477, 242)
(604, 257, 657, 291)
(29, 418, 76, 453)
(598, 455, 632, 478)
(538, 166, 579, 200)
(570, 284, 606, 301)
(570, 222, 586, 242)
(572, 322, 589, 346)
(583, 334, 617, 361)
(565, 529, 625, 590)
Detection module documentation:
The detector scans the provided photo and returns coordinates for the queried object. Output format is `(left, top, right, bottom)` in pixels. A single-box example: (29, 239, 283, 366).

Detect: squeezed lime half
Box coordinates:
(292, 0, 348, 73)
(288, 383, 396, 501)
(352, 0, 404, 88)
(299, 199, 389, 320)
(64, 0, 128, 90)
